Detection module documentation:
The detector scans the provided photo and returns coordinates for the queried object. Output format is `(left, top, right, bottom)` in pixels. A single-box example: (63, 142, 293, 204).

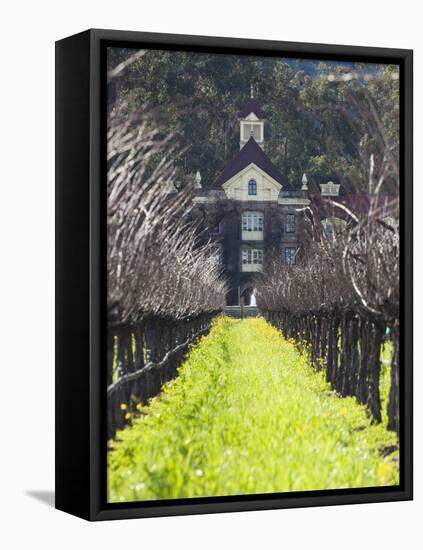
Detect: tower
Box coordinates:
(238, 87, 267, 150)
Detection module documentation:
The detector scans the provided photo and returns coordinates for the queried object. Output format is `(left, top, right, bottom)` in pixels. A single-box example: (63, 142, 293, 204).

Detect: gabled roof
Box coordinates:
(238, 98, 268, 119)
(214, 137, 290, 189)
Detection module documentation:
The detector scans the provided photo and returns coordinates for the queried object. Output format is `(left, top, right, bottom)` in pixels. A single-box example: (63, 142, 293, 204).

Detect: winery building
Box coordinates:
(192, 94, 341, 306)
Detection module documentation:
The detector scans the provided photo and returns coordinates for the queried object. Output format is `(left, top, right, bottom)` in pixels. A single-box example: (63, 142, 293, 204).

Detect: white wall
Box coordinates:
(0, 1, 420, 549)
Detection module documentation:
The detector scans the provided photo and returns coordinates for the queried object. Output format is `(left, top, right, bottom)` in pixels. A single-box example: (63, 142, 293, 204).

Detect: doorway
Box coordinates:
(241, 287, 256, 307)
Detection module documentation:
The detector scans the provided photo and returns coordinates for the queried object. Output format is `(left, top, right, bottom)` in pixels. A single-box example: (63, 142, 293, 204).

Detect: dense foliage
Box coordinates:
(108, 317, 398, 502)
(108, 49, 399, 191)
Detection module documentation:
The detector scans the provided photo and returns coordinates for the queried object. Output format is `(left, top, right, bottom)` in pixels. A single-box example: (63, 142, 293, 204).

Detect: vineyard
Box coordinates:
(254, 79, 400, 434)
(106, 56, 400, 502)
(256, 192, 400, 433)
(108, 317, 398, 502)
(107, 109, 227, 437)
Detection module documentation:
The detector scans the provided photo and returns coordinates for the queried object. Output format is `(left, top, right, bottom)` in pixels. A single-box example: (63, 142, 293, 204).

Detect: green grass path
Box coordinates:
(108, 317, 399, 502)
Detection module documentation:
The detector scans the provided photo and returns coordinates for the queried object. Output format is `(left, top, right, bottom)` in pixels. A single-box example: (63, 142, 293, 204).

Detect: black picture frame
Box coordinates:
(55, 28, 413, 521)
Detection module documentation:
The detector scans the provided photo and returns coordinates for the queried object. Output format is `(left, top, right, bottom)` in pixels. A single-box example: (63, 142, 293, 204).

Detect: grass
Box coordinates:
(380, 340, 393, 426)
(108, 316, 399, 503)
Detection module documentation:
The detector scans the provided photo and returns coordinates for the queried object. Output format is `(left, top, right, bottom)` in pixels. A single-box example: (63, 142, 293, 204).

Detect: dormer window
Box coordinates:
(248, 179, 257, 195)
(320, 181, 340, 197)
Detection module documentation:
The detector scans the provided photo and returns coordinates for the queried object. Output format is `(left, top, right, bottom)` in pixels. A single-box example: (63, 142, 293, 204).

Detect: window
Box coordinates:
(241, 248, 263, 272)
(320, 181, 340, 196)
(242, 249, 263, 265)
(284, 247, 297, 265)
(242, 123, 261, 141)
(323, 221, 335, 239)
(321, 217, 347, 240)
(248, 179, 257, 195)
(285, 213, 295, 234)
(242, 211, 263, 232)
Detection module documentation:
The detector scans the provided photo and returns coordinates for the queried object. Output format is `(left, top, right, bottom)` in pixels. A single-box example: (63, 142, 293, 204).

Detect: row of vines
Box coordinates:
(256, 78, 400, 433)
(107, 108, 226, 437)
(257, 182, 399, 433)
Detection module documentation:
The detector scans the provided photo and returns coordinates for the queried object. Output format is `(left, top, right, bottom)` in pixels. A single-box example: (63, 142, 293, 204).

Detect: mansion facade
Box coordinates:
(192, 94, 341, 306)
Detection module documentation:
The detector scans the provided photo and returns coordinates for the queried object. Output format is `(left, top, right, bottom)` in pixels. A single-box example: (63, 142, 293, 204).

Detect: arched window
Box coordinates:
(248, 179, 257, 195)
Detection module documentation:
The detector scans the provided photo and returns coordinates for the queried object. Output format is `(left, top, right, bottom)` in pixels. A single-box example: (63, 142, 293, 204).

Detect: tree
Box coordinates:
(107, 48, 399, 191)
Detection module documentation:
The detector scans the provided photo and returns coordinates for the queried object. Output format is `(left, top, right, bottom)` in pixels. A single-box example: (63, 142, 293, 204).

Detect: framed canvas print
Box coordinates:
(55, 29, 413, 521)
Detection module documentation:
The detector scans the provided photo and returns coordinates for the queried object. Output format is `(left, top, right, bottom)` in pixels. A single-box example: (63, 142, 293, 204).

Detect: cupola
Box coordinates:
(238, 86, 267, 150)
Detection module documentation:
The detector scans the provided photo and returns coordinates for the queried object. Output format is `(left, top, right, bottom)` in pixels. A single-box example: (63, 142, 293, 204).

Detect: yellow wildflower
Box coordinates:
(376, 463, 393, 484)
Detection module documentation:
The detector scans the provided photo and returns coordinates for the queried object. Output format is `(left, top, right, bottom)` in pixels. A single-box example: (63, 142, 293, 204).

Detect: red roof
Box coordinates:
(213, 137, 290, 189)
